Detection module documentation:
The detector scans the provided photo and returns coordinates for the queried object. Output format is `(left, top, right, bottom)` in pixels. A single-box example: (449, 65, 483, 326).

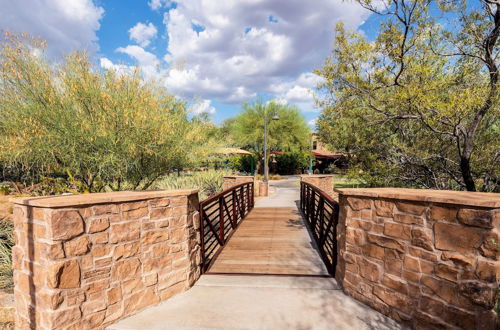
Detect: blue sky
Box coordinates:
(1, 0, 379, 126)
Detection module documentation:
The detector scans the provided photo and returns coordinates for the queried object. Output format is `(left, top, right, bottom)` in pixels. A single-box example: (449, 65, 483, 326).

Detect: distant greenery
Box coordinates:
(0, 33, 216, 193)
(274, 151, 310, 175)
(225, 100, 310, 175)
(316, 0, 499, 191)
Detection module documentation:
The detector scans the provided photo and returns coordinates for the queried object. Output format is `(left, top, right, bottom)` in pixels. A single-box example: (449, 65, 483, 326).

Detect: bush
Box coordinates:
(154, 169, 234, 200)
(0, 218, 13, 290)
(0, 33, 214, 193)
(275, 151, 309, 175)
(228, 155, 254, 174)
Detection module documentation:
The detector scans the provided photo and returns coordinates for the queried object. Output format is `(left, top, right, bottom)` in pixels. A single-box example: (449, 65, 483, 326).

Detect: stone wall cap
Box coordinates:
(11, 189, 199, 208)
(300, 174, 335, 177)
(335, 188, 500, 208)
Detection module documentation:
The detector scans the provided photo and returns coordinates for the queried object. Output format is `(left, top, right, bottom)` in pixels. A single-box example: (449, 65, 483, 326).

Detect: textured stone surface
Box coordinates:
(457, 208, 493, 228)
(13, 191, 201, 329)
(336, 189, 500, 330)
(410, 228, 433, 251)
(64, 235, 90, 257)
(434, 222, 483, 254)
(50, 210, 84, 240)
(48, 260, 80, 289)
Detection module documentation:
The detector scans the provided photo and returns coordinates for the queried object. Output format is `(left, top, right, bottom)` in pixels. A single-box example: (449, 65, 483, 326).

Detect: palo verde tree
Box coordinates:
(316, 0, 499, 191)
(227, 100, 310, 175)
(0, 33, 214, 192)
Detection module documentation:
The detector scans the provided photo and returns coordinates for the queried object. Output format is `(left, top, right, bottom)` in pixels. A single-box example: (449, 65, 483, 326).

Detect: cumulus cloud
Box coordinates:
(149, 0, 174, 10)
(104, 0, 373, 113)
(190, 99, 216, 115)
(0, 0, 104, 57)
(128, 22, 158, 47)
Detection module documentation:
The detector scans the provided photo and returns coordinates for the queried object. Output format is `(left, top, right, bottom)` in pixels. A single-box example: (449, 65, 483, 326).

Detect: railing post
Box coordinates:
(240, 186, 246, 216)
(246, 183, 250, 210)
(219, 196, 224, 245)
(199, 206, 205, 273)
(318, 197, 325, 241)
(250, 182, 254, 208)
(300, 183, 304, 210)
(232, 189, 237, 226)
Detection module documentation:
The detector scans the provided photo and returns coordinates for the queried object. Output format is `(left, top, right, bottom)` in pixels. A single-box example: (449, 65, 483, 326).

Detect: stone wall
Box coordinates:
(222, 176, 253, 191)
(300, 175, 334, 197)
(12, 190, 201, 329)
(335, 188, 499, 329)
(223, 176, 261, 196)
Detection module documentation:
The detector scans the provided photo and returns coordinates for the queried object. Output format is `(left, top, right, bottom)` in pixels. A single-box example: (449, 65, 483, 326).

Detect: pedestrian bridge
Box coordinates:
(110, 178, 400, 330)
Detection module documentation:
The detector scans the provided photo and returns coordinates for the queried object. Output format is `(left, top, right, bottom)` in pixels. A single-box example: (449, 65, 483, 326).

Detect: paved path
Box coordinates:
(109, 177, 401, 330)
(109, 275, 400, 330)
(254, 176, 300, 208)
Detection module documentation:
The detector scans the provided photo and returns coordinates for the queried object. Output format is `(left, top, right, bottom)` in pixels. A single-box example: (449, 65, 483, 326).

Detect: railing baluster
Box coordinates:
(299, 181, 339, 277)
(232, 190, 237, 227)
(219, 196, 224, 245)
(241, 186, 245, 216)
(199, 207, 205, 271)
(199, 182, 254, 273)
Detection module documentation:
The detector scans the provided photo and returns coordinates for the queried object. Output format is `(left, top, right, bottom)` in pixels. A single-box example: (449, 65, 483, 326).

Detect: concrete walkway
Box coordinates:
(254, 176, 300, 208)
(109, 275, 400, 330)
(109, 177, 401, 330)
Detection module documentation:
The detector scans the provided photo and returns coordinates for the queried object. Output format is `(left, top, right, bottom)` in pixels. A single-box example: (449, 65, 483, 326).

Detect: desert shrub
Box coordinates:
(0, 218, 13, 290)
(154, 169, 234, 200)
(0, 33, 215, 193)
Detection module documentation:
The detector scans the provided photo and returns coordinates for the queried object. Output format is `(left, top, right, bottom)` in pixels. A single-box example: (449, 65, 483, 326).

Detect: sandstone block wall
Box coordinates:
(223, 176, 260, 196)
(300, 175, 334, 198)
(335, 188, 499, 329)
(222, 176, 253, 191)
(12, 190, 201, 329)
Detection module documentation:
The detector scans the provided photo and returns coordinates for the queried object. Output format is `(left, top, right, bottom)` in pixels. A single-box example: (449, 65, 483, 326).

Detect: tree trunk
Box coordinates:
(459, 155, 476, 191)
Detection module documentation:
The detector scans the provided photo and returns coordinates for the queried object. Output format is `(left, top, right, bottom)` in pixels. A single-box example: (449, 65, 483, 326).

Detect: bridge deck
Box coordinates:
(208, 207, 329, 275)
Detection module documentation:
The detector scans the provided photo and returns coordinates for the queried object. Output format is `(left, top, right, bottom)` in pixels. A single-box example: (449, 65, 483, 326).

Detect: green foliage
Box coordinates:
(227, 100, 310, 174)
(315, 0, 499, 191)
(275, 151, 309, 175)
(0, 182, 12, 195)
(0, 218, 13, 290)
(0, 33, 216, 193)
(228, 155, 254, 174)
(154, 169, 234, 200)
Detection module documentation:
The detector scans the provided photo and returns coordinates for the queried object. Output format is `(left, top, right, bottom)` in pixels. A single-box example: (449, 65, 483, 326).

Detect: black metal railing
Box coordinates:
(300, 181, 339, 276)
(199, 182, 254, 273)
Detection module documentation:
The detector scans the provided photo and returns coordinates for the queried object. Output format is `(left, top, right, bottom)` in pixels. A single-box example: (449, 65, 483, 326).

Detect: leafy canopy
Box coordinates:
(0, 33, 215, 192)
(315, 0, 499, 191)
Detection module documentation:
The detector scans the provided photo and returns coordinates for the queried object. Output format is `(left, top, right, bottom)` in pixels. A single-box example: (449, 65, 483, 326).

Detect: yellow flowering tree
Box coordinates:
(0, 33, 215, 192)
(315, 0, 499, 191)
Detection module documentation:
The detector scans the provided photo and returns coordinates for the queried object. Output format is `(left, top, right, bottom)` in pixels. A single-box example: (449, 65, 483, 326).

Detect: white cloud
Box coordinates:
(308, 118, 318, 127)
(155, 0, 371, 108)
(116, 45, 159, 67)
(0, 0, 104, 57)
(99, 57, 135, 76)
(105, 0, 373, 115)
(190, 99, 216, 115)
(129, 22, 158, 47)
(149, 0, 173, 10)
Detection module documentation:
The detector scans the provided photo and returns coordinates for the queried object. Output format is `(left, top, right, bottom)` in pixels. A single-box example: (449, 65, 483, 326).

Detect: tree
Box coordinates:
(0, 33, 215, 192)
(228, 100, 310, 175)
(315, 0, 499, 191)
